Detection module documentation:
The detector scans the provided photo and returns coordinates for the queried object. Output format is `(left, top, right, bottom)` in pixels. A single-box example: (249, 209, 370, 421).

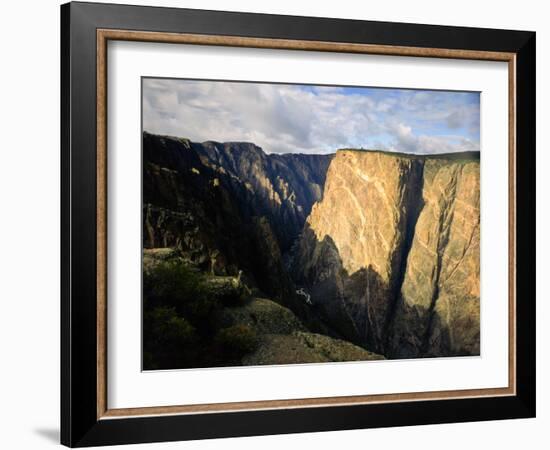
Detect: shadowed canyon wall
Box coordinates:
(142, 132, 332, 312)
(191, 140, 333, 252)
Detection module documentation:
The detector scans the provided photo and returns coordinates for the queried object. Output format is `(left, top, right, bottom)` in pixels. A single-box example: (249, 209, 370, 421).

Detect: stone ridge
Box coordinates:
(142, 132, 333, 311)
(191, 139, 333, 252)
(335, 147, 480, 161)
(293, 150, 480, 357)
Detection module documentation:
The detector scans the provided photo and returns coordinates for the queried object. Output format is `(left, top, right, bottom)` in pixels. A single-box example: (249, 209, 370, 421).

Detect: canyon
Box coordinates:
(143, 131, 480, 366)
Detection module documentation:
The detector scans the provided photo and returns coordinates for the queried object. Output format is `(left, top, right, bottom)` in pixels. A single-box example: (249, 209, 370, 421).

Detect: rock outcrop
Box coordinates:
(388, 158, 480, 357)
(192, 140, 333, 251)
(142, 132, 331, 306)
(243, 331, 384, 365)
(293, 149, 480, 357)
(222, 298, 384, 365)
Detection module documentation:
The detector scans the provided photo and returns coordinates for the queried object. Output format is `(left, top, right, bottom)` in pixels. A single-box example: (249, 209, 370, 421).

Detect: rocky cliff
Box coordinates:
(224, 298, 384, 365)
(143, 132, 331, 307)
(292, 149, 480, 357)
(143, 131, 480, 361)
(191, 140, 333, 251)
(143, 248, 384, 370)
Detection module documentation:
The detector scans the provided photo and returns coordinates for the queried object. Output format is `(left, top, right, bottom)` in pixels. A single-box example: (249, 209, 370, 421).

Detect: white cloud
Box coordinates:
(384, 122, 478, 154)
(143, 79, 480, 155)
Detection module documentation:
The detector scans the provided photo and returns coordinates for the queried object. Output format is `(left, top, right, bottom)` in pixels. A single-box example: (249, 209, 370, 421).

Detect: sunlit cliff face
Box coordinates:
(295, 149, 480, 358)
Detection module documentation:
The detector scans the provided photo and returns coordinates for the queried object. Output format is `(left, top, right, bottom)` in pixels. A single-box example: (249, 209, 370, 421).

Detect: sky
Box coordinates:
(142, 78, 480, 155)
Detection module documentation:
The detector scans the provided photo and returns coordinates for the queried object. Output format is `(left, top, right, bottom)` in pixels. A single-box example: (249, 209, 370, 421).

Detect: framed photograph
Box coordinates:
(61, 1, 536, 447)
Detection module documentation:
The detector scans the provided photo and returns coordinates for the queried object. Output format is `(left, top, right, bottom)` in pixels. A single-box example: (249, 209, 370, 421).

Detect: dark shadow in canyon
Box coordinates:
(291, 227, 458, 359)
(381, 162, 426, 355)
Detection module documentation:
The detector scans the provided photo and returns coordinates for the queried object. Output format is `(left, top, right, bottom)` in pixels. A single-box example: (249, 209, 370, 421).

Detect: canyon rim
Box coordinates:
(141, 78, 481, 370)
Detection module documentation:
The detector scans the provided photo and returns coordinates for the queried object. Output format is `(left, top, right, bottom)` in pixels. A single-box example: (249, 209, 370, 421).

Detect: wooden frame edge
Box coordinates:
(100, 386, 515, 419)
(508, 55, 517, 395)
(97, 29, 108, 419)
(95, 28, 517, 420)
(98, 28, 515, 61)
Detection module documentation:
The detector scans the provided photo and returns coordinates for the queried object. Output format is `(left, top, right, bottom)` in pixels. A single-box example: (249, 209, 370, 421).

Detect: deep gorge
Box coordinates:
(143, 131, 480, 365)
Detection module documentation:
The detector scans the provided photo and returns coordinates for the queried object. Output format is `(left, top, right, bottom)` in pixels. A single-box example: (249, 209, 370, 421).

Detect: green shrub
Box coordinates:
(144, 306, 197, 346)
(214, 324, 258, 358)
(144, 262, 221, 322)
(216, 282, 251, 307)
(143, 351, 155, 369)
(144, 262, 206, 305)
(143, 305, 199, 370)
(143, 260, 256, 368)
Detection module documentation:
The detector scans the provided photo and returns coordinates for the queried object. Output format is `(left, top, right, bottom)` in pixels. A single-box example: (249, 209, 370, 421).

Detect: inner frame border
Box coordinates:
(96, 28, 517, 420)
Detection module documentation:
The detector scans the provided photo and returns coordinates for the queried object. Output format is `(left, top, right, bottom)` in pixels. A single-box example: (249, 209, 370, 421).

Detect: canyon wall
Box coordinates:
(292, 149, 480, 357)
(191, 140, 333, 251)
(143, 132, 480, 359)
(142, 132, 330, 308)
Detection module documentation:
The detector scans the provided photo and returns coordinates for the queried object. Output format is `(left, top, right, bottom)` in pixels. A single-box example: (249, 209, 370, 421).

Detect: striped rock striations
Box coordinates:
(293, 149, 480, 357)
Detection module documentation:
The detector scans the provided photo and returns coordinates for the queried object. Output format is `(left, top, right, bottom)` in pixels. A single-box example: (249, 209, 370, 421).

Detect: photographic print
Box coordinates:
(142, 78, 480, 370)
(62, 7, 535, 444)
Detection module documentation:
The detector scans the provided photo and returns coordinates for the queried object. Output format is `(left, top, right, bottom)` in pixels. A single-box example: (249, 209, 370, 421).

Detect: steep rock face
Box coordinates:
(143, 133, 289, 300)
(192, 141, 333, 251)
(293, 150, 424, 352)
(387, 159, 480, 357)
(293, 150, 480, 357)
(142, 132, 331, 306)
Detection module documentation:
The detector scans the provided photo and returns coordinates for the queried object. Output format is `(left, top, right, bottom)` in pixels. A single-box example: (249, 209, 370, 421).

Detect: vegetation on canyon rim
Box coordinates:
(143, 257, 256, 369)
